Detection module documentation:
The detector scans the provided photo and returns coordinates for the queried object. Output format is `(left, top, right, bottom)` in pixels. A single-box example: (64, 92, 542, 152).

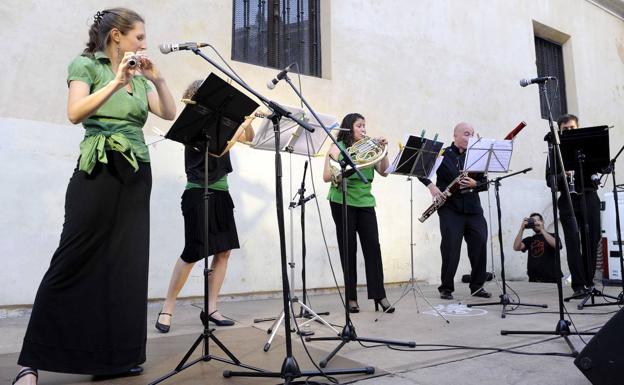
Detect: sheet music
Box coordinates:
(464, 137, 513, 173)
(250, 104, 338, 156)
(385, 134, 411, 174)
(427, 154, 444, 179)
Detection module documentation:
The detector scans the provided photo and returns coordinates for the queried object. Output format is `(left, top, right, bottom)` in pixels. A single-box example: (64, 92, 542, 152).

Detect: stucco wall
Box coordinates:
(1, 0, 623, 305)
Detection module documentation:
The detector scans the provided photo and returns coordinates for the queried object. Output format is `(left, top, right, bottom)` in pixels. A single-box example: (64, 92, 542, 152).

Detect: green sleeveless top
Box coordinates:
(185, 175, 229, 191)
(327, 141, 376, 207)
(67, 52, 153, 174)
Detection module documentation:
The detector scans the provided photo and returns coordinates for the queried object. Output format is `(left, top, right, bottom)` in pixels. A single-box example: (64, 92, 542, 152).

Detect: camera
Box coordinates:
(525, 217, 536, 230)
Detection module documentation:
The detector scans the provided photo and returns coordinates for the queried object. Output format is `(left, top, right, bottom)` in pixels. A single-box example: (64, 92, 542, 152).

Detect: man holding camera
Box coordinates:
(513, 213, 562, 283)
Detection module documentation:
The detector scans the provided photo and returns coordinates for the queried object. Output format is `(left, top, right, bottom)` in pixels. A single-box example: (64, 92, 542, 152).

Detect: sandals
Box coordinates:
(12, 367, 37, 385)
(155, 311, 172, 333)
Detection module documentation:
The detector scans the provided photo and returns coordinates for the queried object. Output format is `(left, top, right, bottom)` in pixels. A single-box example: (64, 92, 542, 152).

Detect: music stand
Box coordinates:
(252, 105, 340, 351)
(559, 126, 617, 308)
(148, 73, 263, 385)
(463, 137, 548, 317)
(379, 133, 450, 322)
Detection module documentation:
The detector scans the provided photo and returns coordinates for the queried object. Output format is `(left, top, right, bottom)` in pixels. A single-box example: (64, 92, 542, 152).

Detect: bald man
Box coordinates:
(419, 122, 491, 300)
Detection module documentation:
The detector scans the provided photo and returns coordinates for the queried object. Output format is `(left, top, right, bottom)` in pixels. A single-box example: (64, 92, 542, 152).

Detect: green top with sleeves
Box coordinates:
(327, 141, 376, 207)
(67, 51, 153, 174)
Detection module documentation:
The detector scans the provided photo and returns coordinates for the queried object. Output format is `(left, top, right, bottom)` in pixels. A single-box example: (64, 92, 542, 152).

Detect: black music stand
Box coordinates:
(381, 134, 449, 322)
(559, 126, 617, 308)
(148, 74, 262, 385)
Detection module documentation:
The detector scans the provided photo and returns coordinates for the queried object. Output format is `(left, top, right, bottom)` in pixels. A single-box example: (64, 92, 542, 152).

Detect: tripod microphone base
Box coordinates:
(564, 287, 622, 309)
(223, 354, 374, 383)
(306, 323, 416, 368)
(501, 319, 597, 357)
(467, 293, 547, 318)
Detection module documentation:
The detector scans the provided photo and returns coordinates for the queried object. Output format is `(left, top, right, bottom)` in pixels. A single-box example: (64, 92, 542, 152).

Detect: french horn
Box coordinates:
(329, 135, 388, 187)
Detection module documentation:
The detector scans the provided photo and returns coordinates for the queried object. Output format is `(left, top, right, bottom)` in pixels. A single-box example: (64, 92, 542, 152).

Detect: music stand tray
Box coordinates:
(149, 73, 260, 385)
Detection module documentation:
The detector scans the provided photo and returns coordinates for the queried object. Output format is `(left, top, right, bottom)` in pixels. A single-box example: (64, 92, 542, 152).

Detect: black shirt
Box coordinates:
(419, 143, 488, 214)
(522, 232, 563, 283)
(185, 144, 233, 186)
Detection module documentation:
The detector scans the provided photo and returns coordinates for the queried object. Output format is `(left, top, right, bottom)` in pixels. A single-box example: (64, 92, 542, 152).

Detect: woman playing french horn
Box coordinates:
(322, 113, 395, 313)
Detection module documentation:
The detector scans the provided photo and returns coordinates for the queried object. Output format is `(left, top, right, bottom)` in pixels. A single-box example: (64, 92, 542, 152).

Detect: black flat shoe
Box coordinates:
(155, 311, 172, 333)
(200, 310, 235, 326)
(348, 300, 360, 313)
(374, 298, 395, 313)
(12, 367, 37, 385)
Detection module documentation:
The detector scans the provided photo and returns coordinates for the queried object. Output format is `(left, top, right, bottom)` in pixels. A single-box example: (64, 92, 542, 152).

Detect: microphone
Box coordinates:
(159, 42, 209, 54)
(591, 174, 601, 183)
(519, 76, 556, 87)
(267, 63, 295, 89)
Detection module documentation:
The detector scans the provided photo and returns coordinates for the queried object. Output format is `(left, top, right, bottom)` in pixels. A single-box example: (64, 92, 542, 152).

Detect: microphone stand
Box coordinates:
(500, 81, 595, 356)
(279, 74, 416, 367)
(183, 48, 373, 383)
(466, 168, 548, 318)
(255, 160, 338, 352)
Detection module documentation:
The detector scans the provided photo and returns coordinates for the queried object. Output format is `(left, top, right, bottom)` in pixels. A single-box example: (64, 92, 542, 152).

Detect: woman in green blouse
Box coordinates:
(13, 7, 175, 385)
(323, 113, 395, 314)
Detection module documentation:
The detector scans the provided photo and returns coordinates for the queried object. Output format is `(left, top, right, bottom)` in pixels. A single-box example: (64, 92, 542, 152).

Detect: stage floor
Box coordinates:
(2, 280, 616, 384)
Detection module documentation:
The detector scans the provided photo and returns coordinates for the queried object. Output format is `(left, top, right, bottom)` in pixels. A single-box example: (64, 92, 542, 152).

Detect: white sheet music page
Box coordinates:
(464, 137, 513, 173)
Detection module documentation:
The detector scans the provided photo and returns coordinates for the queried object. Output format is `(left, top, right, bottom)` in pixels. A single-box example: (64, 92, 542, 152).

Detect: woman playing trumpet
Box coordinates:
(322, 113, 395, 313)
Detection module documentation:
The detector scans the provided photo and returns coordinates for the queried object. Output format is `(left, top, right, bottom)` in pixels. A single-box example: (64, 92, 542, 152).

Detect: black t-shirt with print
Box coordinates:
(522, 232, 563, 283)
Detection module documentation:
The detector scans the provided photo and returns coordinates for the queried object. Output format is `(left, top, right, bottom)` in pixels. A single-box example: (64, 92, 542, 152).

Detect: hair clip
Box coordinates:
(94, 10, 106, 24)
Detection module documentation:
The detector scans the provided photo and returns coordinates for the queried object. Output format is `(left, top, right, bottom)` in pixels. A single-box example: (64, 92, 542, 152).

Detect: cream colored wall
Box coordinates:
(1, 0, 623, 305)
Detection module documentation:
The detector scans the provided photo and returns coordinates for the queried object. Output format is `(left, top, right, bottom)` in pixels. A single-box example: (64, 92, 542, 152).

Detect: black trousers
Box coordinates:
(558, 191, 601, 291)
(330, 202, 387, 301)
(438, 207, 488, 294)
(18, 152, 151, 375)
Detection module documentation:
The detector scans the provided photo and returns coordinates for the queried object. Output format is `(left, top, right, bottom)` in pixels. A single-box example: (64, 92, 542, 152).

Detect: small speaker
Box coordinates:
(575, 307, 624, 385)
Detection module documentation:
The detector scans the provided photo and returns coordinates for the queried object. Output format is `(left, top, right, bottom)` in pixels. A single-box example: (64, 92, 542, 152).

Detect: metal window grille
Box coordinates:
(232, 0, 321, 77)
(534, 36, 568, 120)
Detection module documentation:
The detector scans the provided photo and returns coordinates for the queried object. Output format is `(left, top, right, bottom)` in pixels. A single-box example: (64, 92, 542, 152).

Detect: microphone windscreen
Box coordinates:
(159, 43, 171, 54)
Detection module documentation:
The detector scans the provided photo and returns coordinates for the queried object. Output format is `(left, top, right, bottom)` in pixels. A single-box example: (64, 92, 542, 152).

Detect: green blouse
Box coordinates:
(327, 141, 376, 207)
(67, 51, 153, 174)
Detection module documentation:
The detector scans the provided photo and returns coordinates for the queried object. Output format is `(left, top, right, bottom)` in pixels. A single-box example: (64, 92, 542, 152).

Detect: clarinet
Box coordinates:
(418, 172, 468, 223)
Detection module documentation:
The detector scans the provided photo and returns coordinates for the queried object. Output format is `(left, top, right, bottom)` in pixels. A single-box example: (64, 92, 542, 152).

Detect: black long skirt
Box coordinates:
(18, 151, 151, 375)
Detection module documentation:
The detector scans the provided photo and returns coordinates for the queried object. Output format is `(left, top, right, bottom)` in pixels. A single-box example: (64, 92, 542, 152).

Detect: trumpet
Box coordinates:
(329, 135, 387, 187)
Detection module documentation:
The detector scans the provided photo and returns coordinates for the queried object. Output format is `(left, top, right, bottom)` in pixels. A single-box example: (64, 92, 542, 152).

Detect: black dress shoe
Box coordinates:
(200, 310, 235, 326)
(125, 366, 144, 377)
(92, 365, 143, 380)
(155, 311, 171, 333)
(348, 300, 360, 313)
(472, 288, 492, 298)
(440, 291, 453, 300)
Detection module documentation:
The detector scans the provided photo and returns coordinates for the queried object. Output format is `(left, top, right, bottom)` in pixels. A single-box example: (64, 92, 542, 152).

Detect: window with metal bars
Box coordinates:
(232, 0, 321, 77)
(534, 36, 568, 120)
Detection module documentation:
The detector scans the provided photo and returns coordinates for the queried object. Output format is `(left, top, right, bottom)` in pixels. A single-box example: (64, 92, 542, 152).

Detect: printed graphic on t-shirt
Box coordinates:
(530, 239, 545, 257)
